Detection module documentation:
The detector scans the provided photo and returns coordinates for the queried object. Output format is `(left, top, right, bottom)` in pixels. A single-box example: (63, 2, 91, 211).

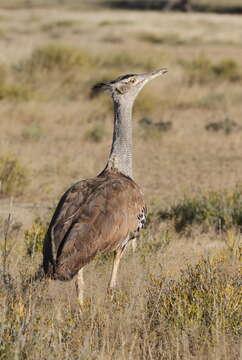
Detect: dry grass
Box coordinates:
(0, 6, 241, 360)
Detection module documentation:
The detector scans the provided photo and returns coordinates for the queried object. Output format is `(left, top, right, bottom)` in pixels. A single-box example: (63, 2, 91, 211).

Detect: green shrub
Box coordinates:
(0, 83, 30, 101)
(147, 257, 241, 346)
(24, 218, 46, 257)
(159, 188, 242, 232)
(19, 44, 92, 75)
(0, 154, 30, 197)
(212, 59, 241, 82)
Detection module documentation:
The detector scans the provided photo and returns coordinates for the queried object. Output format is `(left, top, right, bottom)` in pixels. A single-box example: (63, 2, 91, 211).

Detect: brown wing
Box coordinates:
(43, 177, 101, 277)
(43, 169, 146, 280)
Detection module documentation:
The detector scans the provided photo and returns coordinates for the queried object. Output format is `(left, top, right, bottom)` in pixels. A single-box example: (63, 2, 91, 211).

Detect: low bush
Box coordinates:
(181, 56, 242, 85)
(139, 31, 185, 45)
(159, 188, 242, 232)
(205, 116, 242, 135)
(24, 217, 47, 257)
(0, 154, 30, 197)
(139, 117, 172, 136)
(213, 59, 241, 81)
(0, 83, 30, 101)
(146, 256, 240, 358)
(18, 44, 92, 76)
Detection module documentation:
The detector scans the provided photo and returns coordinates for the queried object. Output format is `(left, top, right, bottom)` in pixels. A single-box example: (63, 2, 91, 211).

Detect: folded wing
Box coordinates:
(43, 170, 146, 280)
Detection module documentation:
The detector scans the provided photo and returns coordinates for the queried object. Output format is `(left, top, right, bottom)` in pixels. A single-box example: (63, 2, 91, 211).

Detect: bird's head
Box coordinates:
(91, 68, 168, 101)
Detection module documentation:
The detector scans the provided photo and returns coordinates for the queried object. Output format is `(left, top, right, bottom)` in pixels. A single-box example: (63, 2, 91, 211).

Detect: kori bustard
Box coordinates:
(43, 68, 168, 305)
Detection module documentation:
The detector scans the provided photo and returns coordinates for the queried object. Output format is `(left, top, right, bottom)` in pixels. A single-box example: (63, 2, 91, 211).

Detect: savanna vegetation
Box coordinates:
(0, 2, 241, 359)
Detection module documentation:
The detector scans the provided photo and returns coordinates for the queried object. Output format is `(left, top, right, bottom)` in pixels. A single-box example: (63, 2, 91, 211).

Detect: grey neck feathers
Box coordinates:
(107, 94, 133, 178)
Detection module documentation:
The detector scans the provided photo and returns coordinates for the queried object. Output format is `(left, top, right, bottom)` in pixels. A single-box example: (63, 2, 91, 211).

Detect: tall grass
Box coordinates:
(0, 245, 240, 360)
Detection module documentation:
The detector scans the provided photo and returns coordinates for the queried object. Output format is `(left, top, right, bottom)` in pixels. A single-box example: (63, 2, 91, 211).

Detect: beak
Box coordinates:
(140, 67, 168, 82)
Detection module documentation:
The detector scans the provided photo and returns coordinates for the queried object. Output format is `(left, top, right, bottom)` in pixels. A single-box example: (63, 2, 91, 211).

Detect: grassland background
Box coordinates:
(1, 0, 242, 12)
(0, 2, 241, 359)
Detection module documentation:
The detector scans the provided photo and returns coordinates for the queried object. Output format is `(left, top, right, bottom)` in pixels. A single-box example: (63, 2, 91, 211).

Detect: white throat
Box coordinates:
(107, 94, 133, 178)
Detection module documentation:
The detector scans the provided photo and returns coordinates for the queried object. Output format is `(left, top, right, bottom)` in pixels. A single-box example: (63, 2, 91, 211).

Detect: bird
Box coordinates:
(42, 67, 168, 306)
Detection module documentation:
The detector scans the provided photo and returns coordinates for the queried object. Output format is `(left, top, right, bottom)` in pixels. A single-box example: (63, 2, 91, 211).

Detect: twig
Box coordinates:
(2, 213, 11, 279)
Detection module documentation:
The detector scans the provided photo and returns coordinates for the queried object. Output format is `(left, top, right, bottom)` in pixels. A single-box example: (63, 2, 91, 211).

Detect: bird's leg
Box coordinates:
(75, 268, 84, 307)
(131, 238, 137, 252)
(108, 246, 126, 290)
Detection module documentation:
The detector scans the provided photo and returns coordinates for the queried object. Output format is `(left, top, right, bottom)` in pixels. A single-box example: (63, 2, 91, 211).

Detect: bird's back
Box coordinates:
(43, 169, 146, 280)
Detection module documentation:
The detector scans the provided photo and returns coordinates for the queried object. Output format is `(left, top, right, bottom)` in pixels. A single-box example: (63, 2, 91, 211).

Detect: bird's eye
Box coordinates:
(129, 78, 136, 83)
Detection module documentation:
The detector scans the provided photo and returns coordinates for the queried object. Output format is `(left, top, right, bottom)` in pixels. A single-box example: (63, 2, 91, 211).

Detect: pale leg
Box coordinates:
(75, 268, 84, 307)
(131, 238, 137, 252)
(108, 246, 126, 289)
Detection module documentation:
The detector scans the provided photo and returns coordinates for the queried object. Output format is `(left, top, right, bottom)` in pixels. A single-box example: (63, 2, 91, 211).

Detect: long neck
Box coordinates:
(107, 96, 133, 178)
